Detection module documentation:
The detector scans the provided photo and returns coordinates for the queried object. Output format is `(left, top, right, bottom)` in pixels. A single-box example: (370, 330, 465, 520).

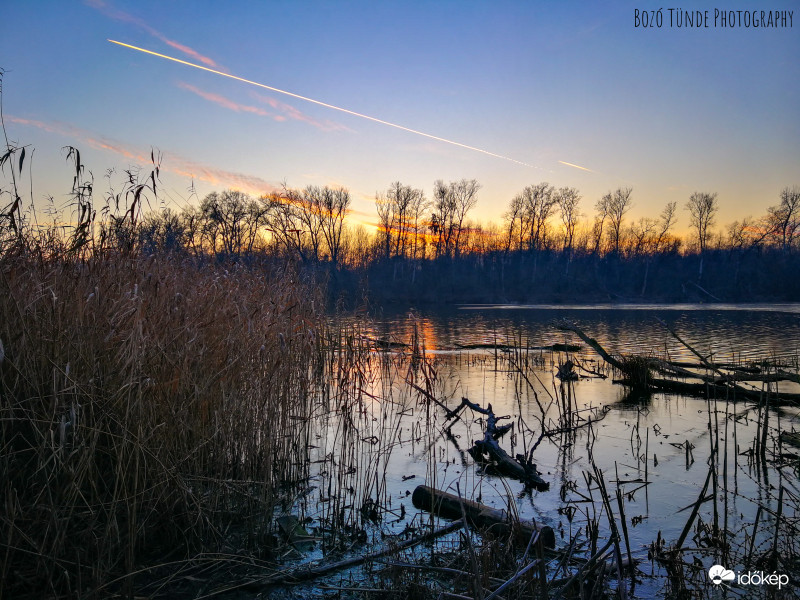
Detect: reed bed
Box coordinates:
(0, 252, 324, 598)
(2, 223, 798, 599)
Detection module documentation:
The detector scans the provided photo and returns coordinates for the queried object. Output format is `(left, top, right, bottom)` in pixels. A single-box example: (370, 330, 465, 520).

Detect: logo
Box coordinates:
(708, 564, 789, 590)
(708, 565, 735, 585)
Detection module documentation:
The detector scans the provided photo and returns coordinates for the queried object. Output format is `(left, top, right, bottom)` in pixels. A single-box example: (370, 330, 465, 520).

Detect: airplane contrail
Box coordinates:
(558, 160, 595, 173)
(108, 40, 538, 169)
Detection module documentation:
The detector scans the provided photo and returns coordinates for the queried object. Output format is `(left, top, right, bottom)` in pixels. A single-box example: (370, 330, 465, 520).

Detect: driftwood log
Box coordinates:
(448, 397, 549, 491)
(412, 485, 556, 549)
(557, 321, 800, 405)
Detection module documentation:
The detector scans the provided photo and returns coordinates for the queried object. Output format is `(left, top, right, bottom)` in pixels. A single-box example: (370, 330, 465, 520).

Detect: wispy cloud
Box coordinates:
(8, 115, 279, 197)
(177, 82, 350, 133)
(87, 0, 223, 70)
(5, 116, 82, 138)
(177, 82, 271, 117)
(250, 92, 350, 132)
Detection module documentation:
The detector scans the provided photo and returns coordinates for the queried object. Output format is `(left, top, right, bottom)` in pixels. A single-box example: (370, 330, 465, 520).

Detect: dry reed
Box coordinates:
(0, 252, 324, 597)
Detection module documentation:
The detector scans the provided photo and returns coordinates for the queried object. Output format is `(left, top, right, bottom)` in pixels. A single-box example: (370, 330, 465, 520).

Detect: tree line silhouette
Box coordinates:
(2, 126, 799, 305)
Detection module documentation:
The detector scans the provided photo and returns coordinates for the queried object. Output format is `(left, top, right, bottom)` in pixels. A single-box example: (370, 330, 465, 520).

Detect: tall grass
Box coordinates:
(0, 251, 324, 597)
(0, 73, 340, 596)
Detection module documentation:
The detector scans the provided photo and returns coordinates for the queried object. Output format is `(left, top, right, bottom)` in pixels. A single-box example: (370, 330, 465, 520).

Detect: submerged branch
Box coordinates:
(560, 321, 800, 405)
(242, 519, 466, 590)
(458, 398, 549, 491)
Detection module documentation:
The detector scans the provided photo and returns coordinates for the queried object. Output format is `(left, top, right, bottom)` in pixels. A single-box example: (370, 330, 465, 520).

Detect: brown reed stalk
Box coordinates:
(0, 250, 326, 597)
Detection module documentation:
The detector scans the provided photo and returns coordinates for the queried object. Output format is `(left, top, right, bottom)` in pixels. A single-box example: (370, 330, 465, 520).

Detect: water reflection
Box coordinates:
(370, 303, 800, 365)
(322, 305, 800, 598)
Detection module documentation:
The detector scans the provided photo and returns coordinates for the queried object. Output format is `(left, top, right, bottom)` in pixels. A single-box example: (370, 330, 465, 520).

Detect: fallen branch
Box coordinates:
(457, 398, 549, 491)
(241, 519, 465, 590)
(551, 538, 615, 599)
(484, 555, 543, 600)
(557, 322, 625, 371)
(412, 485, 555, 549)
(560, 321, 800, 405)
(407, 380, 452, 414)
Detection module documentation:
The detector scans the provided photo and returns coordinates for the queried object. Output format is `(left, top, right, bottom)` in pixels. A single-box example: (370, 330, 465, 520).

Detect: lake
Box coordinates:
(296, 304, 800, 597)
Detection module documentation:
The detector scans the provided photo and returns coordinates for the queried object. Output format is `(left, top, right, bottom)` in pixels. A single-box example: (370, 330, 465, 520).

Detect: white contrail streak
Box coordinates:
(108, 40, 537, 168)
(558, 160, 595, 173)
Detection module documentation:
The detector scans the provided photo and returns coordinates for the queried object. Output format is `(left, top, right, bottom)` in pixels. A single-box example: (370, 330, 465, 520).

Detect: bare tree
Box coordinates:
(375, 191, 393, 259)
(629, 217, 657, 256)
(592, 192, 611, 254)
(767, 185, 800, 252)
(375, 182, 426, 259)
(451, 179, 481, 258)
(387, 181, 409, 258)
(431, 179, 479, 258)
(138, 208, 187, 254)
(633, 202, 677, 297)
(685, 191, 718, 253)
(199, 190, 260, 255)
(295, 186, 326, 261)
(654, 201, 678, 253)
(262, 186, 316, 262)
(525, 183, 557, 251)
(263, 185, 349, 263)
(505, 183, 557, 252)
(318, 186, 350, 265)
(179, 205, 203, 256)
(408, 186, 429, 260)
(727, 217, 755, 251)
(262, 191, 308, 261)
(342, 223, 372, 268)
(430, 179, 454, 258)
(503, 193, 524, 252)
(607, 187, 633, 254)
(556, 186, 581, 254)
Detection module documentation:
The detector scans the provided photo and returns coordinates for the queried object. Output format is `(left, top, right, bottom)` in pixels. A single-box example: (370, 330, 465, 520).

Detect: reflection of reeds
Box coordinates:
(649, 385, 800, 599)
(303, 321, 434, 558)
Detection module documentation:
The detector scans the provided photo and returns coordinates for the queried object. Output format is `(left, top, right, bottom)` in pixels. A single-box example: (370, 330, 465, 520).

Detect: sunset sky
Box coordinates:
(1, 1, 798, 232)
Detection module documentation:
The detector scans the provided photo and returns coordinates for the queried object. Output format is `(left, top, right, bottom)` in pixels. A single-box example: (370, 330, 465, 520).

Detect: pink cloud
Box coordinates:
(178, 82, 271, 117)
(86, 0, 223, 70)
(161, 39, 220, 70)
(177, 83, 350, 135)
(251, 92, 351, 132)
(8, 115, 280, 197)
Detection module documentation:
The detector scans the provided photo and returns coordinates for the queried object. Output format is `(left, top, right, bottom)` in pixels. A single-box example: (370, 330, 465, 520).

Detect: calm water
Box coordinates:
(375, 303, 800, 364)
(301, 304, 800, 597)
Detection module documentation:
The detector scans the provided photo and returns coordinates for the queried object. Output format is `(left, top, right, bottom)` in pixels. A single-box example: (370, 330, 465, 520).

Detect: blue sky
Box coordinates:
(1, 1, 798, 231)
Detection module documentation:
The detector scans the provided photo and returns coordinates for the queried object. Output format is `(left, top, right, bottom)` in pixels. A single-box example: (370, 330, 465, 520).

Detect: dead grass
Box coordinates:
(0, 252, 324, 597)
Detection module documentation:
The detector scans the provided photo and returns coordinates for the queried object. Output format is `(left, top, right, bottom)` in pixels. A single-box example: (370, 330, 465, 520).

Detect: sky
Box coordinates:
(1, 1, 798, 233)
